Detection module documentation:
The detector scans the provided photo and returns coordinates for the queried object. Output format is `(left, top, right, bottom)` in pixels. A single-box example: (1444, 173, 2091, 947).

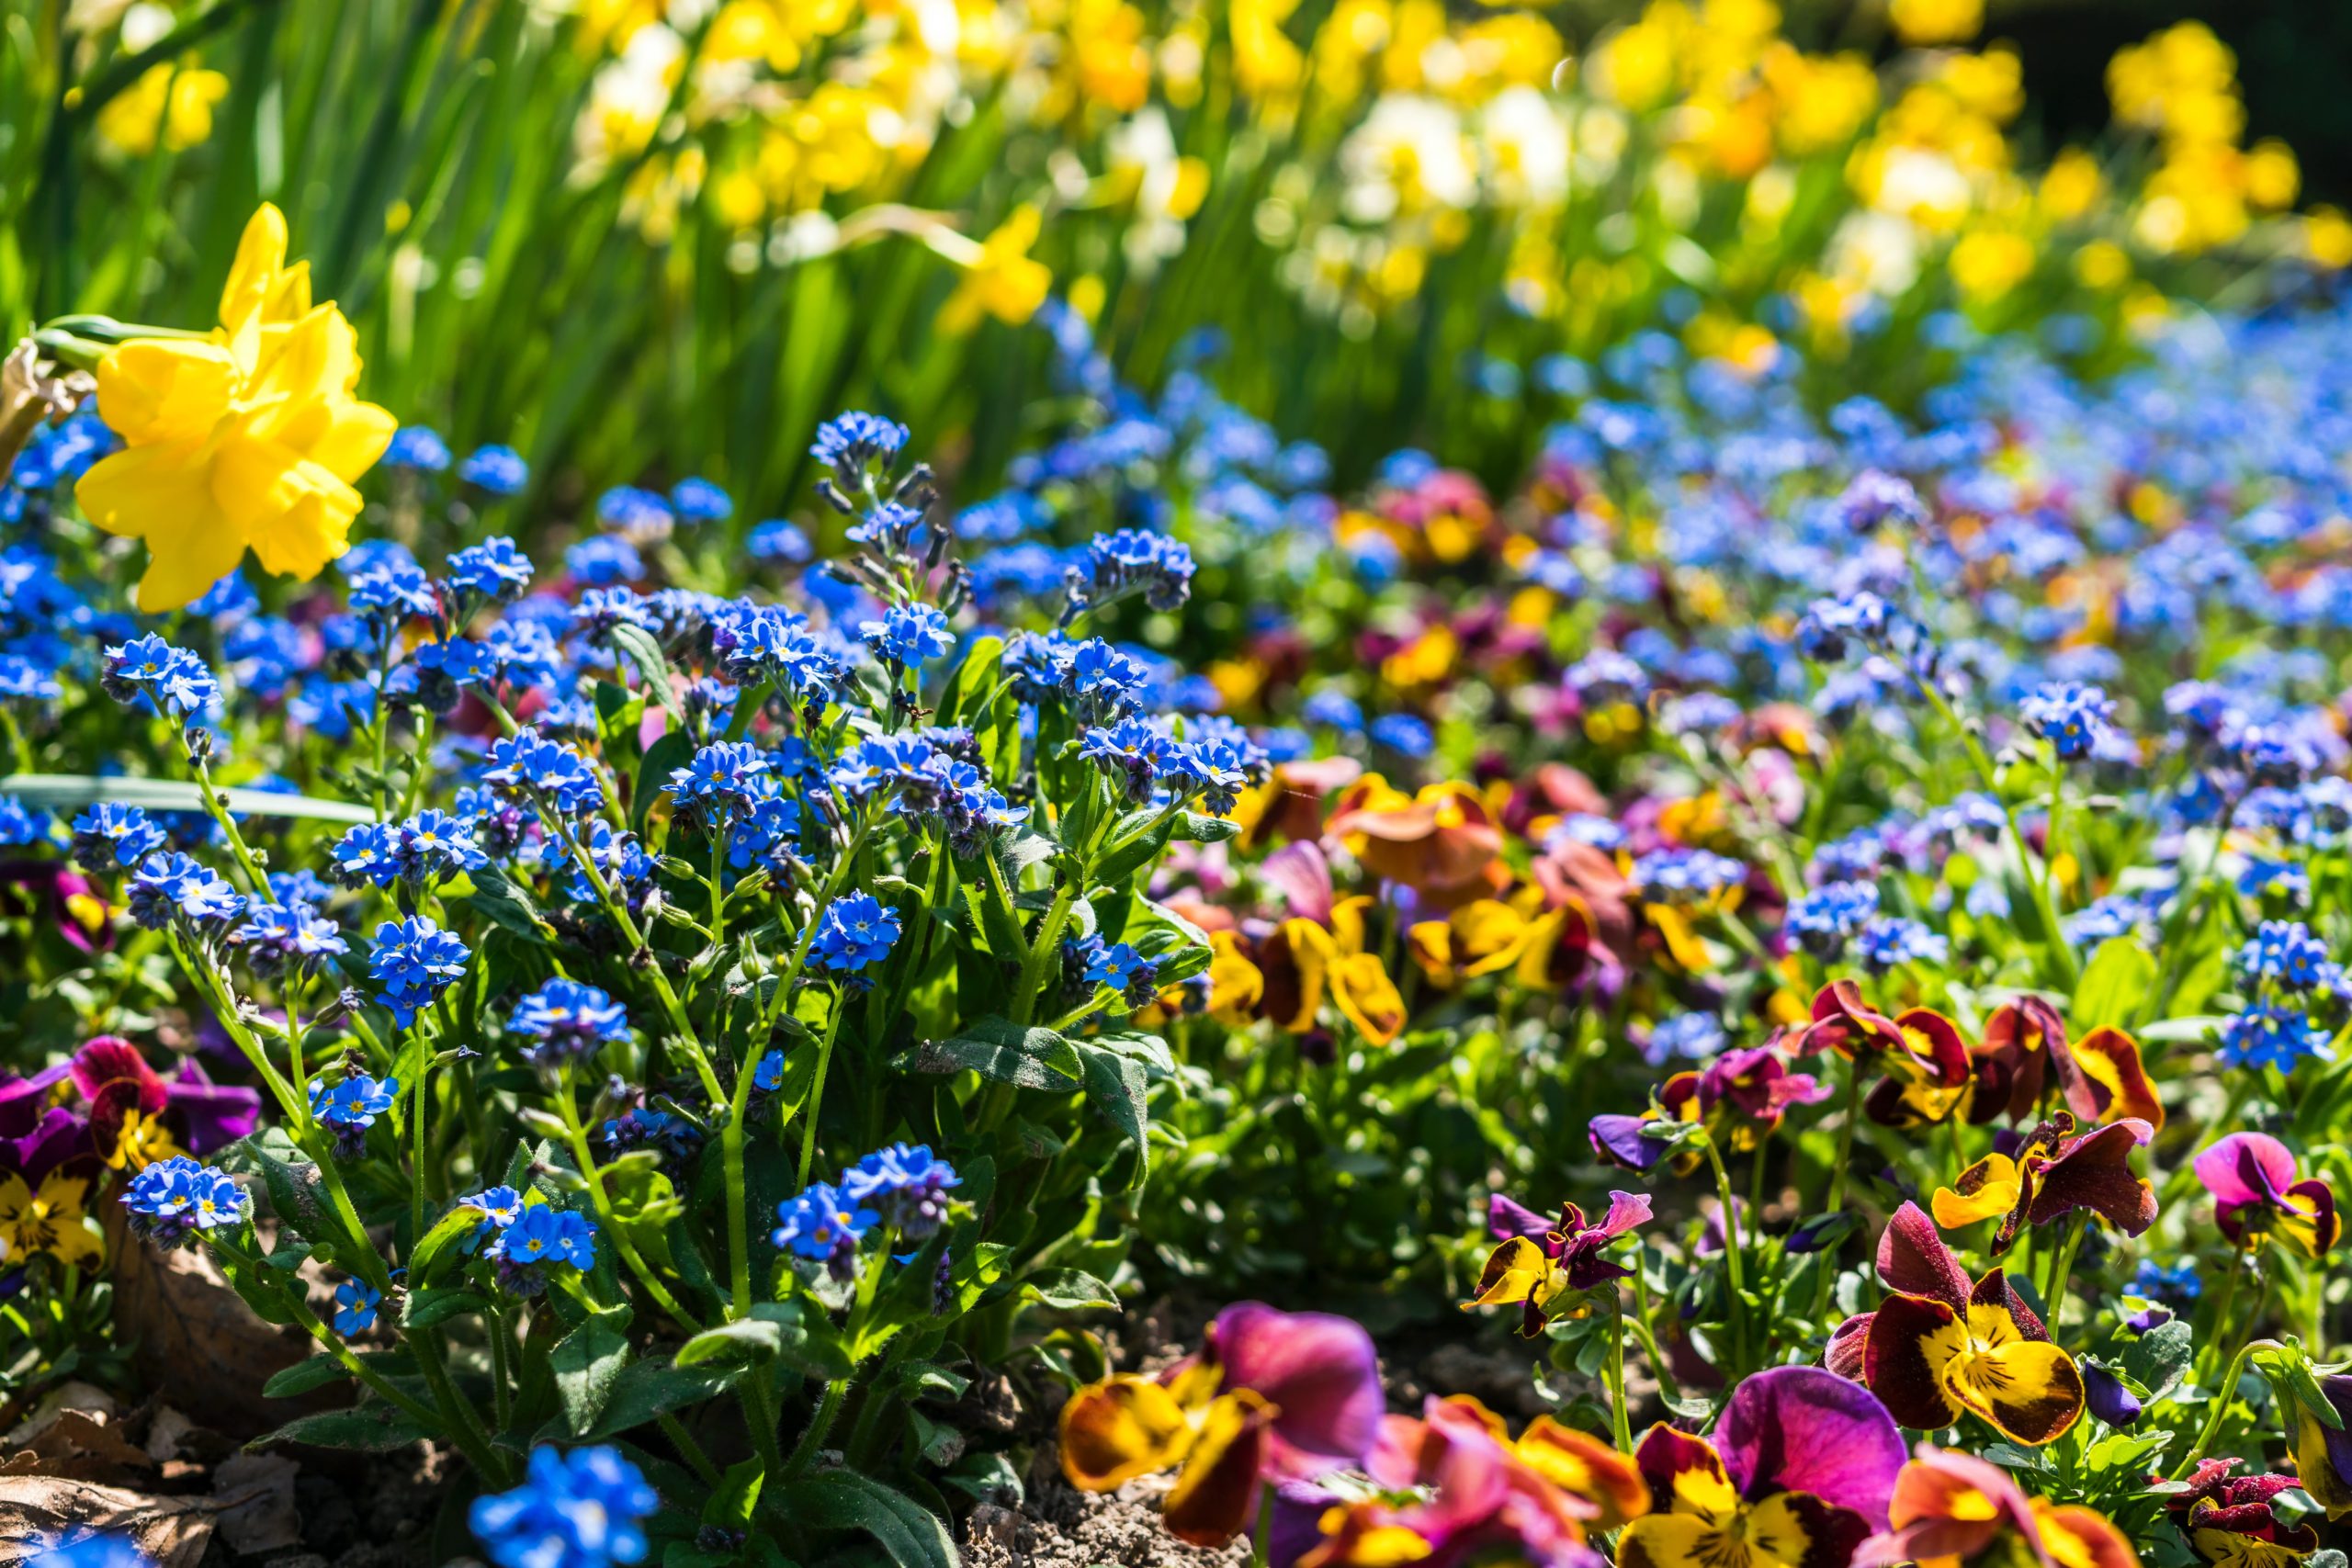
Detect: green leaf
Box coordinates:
(1021, 1269, 1118, 1311)
(635, 729, 695, 835)
(672, 1302, 854, 1380)
(704, 1457, 766, 1530)
(2121, 1319, 2195, 1403)
(1175, 811, 1240, 843)
(0, 773, 374, 824)
(2074, 939, 2155, 1031)
(1076, 1043, 1150, 1190)
(891, 1018, 1082, 1091)
(406, 1204, 485, 1288)
(609, 623, 683, 716)
(578, 1356, 743, 1441)
(251, 1405, 436, 1452)
(403, 1286, 491, 1330)
(553, 1319, 631, 1438)
(774, 1469, 956, 1568)
(463, 867, 549, 943)
(262, 1354, 357, 1400)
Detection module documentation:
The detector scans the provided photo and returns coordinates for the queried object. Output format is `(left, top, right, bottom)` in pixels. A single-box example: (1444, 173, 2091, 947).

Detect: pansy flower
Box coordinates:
(1618, 1366, 1905, 1568)
(1929, 1112, 2158, 1254)
(1059, 1302, 1383, 1546)
(2167, 1460, 2317, 1567)
(1323, 778, 1505, 908)
(1855, 1446, 2135, 1568)
(2194, 1132, 2340, 1260)
(1275, 1393, 1647, 1568)
(2288, 1374, 2352, 1519)
(1840, 1203, 2086, 1447)
(1589, 1039, 1826, 1174)
(1257, 895, 1407, 1047)
(1967, 998, 2164, 1129)
(1466, 1190, 1651, 1336)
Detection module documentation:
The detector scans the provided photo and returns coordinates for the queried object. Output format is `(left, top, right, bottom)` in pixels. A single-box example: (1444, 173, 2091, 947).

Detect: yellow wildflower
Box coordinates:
(74, 205, 397, 612)
(938, 207, 1054, 334)
(95, 63, 231, 157)
(1889, 0, 1981, 47)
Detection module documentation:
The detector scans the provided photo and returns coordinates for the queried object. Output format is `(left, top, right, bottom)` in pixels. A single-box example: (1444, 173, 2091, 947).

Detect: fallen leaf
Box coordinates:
(211, 1452, 301, 1554)
(106, 1208, 337, 1436)
(0, 1475, 216, 1567)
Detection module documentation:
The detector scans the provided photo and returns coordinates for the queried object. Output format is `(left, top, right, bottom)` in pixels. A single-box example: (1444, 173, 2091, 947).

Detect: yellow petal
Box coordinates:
(1932, 1153, 2022, 1229)
(1058, 1375, 1194, 1491)
(1331, 953, 1406, 1045)
(95, 339, 240, 445)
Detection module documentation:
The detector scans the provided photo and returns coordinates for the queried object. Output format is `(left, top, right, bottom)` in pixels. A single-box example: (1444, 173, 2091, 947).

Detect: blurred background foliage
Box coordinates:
(2, 0, 2343, 551)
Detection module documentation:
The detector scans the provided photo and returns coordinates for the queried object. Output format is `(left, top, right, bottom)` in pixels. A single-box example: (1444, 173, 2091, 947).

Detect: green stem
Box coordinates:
(2170, 1338, 2277, 1480)
(1700, 1134, 1748, 1373)
(786, 1378, 849, 1477)
(795, 989, 847, 1190)
(556, 1063, 703, 1330)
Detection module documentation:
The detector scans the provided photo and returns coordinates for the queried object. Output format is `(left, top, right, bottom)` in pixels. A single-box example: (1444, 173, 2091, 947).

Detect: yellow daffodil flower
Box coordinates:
(75, 204, 397, 612)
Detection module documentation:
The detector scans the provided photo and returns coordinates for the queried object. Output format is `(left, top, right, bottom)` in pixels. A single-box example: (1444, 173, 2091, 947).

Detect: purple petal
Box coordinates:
(6, 1106, 94, 1184)
(0, 1063, 71, 1140)
(1594, 1190, 1653, 1239)
(167, 1060, 261, 1154)
(1588, 1113, 1667, 1171)
(1875, 1201, 1972, 1306)
(2196, 1132, 2298, 1208)
(1259, 843, 1335, 929)
(1209, 1302, 1384, 1476)
(1487, 1194, 1553, 1242)
(1716, 1364, 1905, 1529)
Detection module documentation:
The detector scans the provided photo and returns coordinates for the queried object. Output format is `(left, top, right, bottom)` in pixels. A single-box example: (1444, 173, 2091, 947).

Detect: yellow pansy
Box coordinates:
(106, 1107, 186, 1172)
(74, 204, 397, 612)
(0, 1172, 102, 1269)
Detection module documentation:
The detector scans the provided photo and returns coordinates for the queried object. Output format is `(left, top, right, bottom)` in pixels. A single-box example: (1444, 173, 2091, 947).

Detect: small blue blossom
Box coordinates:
(810, 411, 910, 480)
(385, 426, 452, 471)
(333, 1280, 381, 1336)
(369, 917, 470, 1027)
(469, 1445, 656, 1568)
(2018, 681, 2117, 761)
(669, 477, 732, 522)
(1857, 916, 1949, 969)
(1367, 713, 1434, 758)
(120, 1155, 244, 1247)
(126, 852, 244, 930)
(71, 802, 167, 871)
(447, 537, 536, 604)
(814, 894, 901, 975)
(859, 603, 955, 665)
(773, 1180, 878, 1278)
(839, 1144, 961, 1239)
(509, 979, 634, 1062)
(458, 444, 530, 495)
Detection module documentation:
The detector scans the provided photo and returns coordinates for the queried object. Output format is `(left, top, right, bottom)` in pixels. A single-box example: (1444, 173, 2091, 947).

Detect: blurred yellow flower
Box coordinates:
(939, 206, 1053, 333)
(95, 62, 230, 156)
(1889, 0, 1981, 48)
(2038, 148, 2102, 221)
(2307, 208, 2352, 271)
(75, 204, 397, 613)
(1950, 229, 2034, 302)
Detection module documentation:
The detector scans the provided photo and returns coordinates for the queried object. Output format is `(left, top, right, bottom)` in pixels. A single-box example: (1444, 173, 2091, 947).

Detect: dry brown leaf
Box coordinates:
(211, 1451, 302, 1554)
(105, 1207, 337, 1435)
(0, 1475, 217, 1567)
